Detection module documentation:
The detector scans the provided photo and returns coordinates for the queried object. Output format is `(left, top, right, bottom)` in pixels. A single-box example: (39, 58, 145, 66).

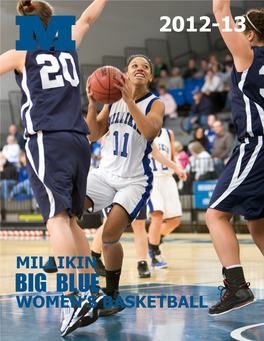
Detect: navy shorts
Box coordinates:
(101, 204, 147, 220)
(25, 131, 90, 223)
(209, 136, 264, 220)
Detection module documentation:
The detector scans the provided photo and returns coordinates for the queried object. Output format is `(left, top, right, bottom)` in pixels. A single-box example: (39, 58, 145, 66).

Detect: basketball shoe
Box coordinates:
(137, 260, 151, 278)
(79, 289, 105, 327)
(209, 267, 256, 315)
(43, 256, 58, 273)
(60, 293, 90, 336)
(151, 250, 168, 269)
(43, 256, 106, 277)
(95, 258, 106, 277)
(99, 288, 125, 316)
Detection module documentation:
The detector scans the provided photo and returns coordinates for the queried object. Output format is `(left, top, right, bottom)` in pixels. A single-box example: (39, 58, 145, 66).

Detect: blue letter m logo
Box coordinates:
(16, 16, 76, 51)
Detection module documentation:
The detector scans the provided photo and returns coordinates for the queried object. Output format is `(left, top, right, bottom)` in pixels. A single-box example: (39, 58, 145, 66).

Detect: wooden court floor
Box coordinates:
(0, 232, 264, 340)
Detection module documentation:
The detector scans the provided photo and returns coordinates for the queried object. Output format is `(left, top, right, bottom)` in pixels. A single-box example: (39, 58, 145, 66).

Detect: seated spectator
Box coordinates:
(157, 69, 170, 89)
(208, 53, 222, 70)
(8, 152, 34, 201)
(188, 141, 215, 181)
(2, 135, 21, 166)
(181, 141, 215, 194)
(158, 85, 178, 119)
(0, 152, 19, 200)
(174, 141, 189, 169)
(182, 91, 215, 133)
(201, 68, 225, 111)
(204, 114, 217, 153)
(9, 124, 25, 151)
(150, 56, 168, 90)
(194, 59, 208, 79)
(211, 120, 234, 178)
(183, 59, 198, 80)
(190, 126, 210, 153)
(166, 67, 184, 90)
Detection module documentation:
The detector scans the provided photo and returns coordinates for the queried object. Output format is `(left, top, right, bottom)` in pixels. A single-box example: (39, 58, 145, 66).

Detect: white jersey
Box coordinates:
(100, 93, 159, 178)
(150, 128, 174, 178)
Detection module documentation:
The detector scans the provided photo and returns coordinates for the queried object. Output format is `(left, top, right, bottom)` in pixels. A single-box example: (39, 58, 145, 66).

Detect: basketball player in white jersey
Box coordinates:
(85, 55, 186, 308)
(148, 128, 186, 268)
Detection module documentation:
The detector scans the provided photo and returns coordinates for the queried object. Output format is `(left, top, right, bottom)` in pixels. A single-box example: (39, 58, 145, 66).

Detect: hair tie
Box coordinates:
(246, 14, 262, 35)
(27, 3, 34, 8)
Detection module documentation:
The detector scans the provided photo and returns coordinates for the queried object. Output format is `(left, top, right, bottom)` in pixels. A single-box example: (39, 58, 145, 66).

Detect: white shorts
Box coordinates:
(86, 167, 152, 222)
(148, 176, 182, 220)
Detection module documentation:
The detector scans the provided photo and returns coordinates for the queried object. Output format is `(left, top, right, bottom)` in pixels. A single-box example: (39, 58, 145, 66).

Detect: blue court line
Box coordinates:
(87, 237, 254, 244)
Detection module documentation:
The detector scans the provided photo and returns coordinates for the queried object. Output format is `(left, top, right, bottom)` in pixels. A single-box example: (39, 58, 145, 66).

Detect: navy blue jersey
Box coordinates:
(15, 41, 89, 138)
(231, 46, 264, 140)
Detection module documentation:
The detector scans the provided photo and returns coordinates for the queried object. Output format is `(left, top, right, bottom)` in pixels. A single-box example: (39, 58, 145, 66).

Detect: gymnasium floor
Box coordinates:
(0, 232, 263, 341)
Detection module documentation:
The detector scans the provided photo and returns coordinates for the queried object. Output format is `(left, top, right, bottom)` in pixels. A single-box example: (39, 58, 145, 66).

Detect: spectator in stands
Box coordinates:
(194, 59, 208, 79)
(9, 124, 25, 151)
(183, 58, 198, 80)
(201, 68, 225, 111)
(180, 140, 214, 194)
(174, 141, 189, 169)
(151, 56, 168, 90)
(155, 56, 168, 76)
(204, 114, 217, 153)
(0, 151, 19, 200)
(157, 85, 178, 119)
(182, 91, 215, 134)
(2, 135, 21, 166)
(8, 152, 34, 201)
(208, 53, 222, 69)
(191, 126, 210, 153)
(157, 69, 170, 89)
(224, 53, 233, 63)
(188, 141, 215, 181)
(211, 120, 234, 178)
(166, 67, 184, 90)
(222, 60, 233, 111)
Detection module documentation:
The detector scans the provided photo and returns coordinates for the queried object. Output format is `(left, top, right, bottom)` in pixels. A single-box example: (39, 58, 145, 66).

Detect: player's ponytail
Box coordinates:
(17, 1, 54, 30)
(243, 9, 264, 40)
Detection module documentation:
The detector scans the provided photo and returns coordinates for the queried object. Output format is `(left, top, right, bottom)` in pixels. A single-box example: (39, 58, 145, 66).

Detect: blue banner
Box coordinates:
(194, 181, 218, 209)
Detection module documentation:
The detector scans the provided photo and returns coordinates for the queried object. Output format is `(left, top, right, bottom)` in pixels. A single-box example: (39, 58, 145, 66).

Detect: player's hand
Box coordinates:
(175, 166, 187, 181)
(86, 77, 97, 107)
(113, 73, 132, 104)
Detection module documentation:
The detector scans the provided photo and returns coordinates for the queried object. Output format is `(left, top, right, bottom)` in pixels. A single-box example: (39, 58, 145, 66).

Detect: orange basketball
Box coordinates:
(88, 66, 123, 104)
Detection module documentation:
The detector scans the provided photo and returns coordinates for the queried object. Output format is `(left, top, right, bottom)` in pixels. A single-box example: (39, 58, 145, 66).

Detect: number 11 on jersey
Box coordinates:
(113, 131, 129, 157)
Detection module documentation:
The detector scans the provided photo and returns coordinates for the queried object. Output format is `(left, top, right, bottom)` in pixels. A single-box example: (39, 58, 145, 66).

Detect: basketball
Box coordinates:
(88, 66, 123, 104)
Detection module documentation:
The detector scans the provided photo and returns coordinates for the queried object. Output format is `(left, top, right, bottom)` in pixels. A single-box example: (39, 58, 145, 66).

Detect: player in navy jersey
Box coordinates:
(85, 54, 186, 306)
(0, 0, 109, 336)
(206, 0, 264, 315)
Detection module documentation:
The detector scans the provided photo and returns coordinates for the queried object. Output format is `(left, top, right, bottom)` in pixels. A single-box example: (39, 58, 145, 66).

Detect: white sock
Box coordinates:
(226, 264, 242, 270)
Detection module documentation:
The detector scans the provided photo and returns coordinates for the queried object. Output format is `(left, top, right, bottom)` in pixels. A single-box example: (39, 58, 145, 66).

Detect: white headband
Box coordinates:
(246, 14, 262, 35)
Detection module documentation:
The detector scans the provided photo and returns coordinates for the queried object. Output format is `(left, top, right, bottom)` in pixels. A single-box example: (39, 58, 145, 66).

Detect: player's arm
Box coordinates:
(168, 130, 176, 161)
(152, 142, 187, 181)
(129, 99, 164, 141)
(86, 104, 109, 142)
(86, 83, 109, 141)
(213, 0, 253, 71)
(72, 0, 109, 48)
(0, 50, 26, 76)
(113, 74, 164, 140)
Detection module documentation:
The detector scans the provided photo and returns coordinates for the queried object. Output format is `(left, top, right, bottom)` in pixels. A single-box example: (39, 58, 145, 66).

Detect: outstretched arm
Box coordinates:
(72, 0, 109, 48)
(213, 0, 253, 71)
(152, 142, 187, 181)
